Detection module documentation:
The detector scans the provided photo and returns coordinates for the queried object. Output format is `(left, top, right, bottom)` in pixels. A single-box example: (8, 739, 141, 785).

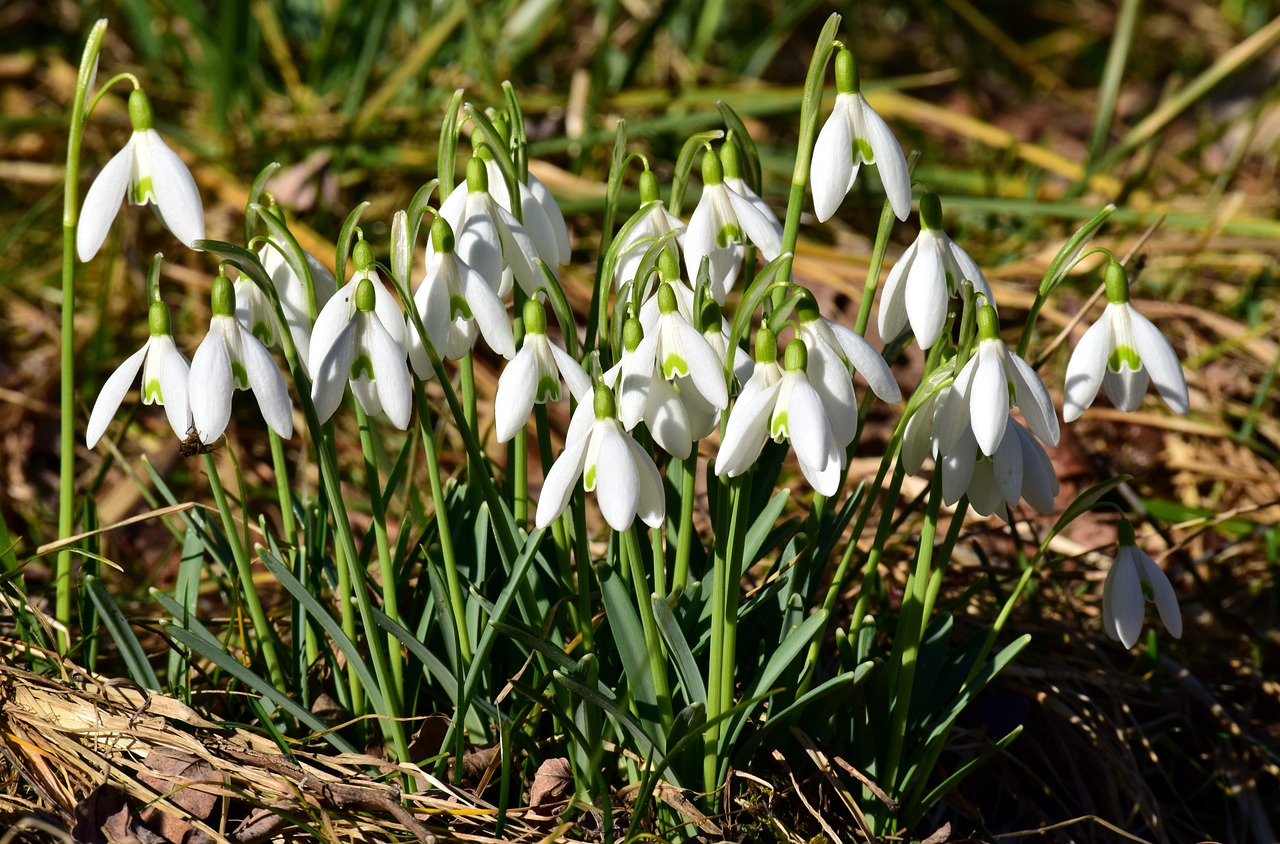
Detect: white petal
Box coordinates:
(811, 99, 855, 223)
(495, 347, 538, 442)
(966, 460, 1004, 517)
(901, 390, 940, 475)
(549, 343, 593, 402)
(462, 263, 515, 359)
(1007, 352, 1060, 446)
(627, 433, 667, 529)
(989, 424, 1024, 509)
(491, 199, 547, 296)
(618, 336, 658, 429)
(454, 196, 506, 294)
(153, 336, 192, 439)
(1128, 304, 1190, 415)
(77, 137, 135, 262)
(806, 339, 858, 447)
(674, 320, 729, 410)
(905, 239, 948, 349)
(717, 377, 781, 478)
(239, 327, 293, 438)
(857, 95, 911, 221)
(786, 379, 841, 495)
(310, 322, 357, 424)
(1062, 314, 1112, 423)
(644, 376, 691, 459)
(726, 189, 782, 261)
(144, 130, 205, 247)
(1103, 363, 1150, 412)
(969, 345, 1010, 456)
(189, 332, 234, 443)
(365, 316, 413, 429)
(683, 195, 718, 284)
(86, 344, 148, 448)
(594, 424, 640, 531)
(527, 172, 572, 265)
(1108, 548, 1146, 648)
(369, 272, 407, 350)
(940, 429, 976, 507)
(936, 359, 977, 456)
(828, 321, 901, 402)
(309, 289, 355, 377)
(1139, 553, 1182, 638)
(517, 180, 562, 268)
(877, 240, 917, 342)
(947, 239, 992, 304)
(535, 403, 595, 528)
(1016, 423, 1059, 513)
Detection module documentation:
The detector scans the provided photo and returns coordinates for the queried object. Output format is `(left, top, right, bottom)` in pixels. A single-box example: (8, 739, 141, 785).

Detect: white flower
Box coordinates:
(535, 384, 666, 532)
(811, 49, 911, 223)
(78, 89, 205, 262)
(878, 193, 995, 350)
(189, 271, 293, 444)
(86, 299, 190, 448)
(484, 158, 571, 268)
(1063, 260, 1189, 422)
(937, 303, 1059, 457)
(432, 157, 544, 298)
(1103, 522, 1182, 648)
(408, 217, 514, 377)
(614, 170, 687, 290)
(685, 148, 783, 303)
(940, 419, 1058, 519)
(494, 299, 592, 443)
(794, 296, 902, 449)
(309, 244, 413, 429)
(717, 337, 843, 495)
(249, 229, 337, 373)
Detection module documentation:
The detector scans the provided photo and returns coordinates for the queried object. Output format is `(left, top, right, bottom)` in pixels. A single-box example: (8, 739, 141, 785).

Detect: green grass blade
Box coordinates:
(85, 575, 160, 691)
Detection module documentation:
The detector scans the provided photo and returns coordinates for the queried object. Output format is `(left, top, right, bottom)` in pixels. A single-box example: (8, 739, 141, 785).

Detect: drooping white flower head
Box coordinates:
(717, 336, 843, 495)
(939, 419, 1059, 519)
(408, 217, 514, 378)
(309, 240, 413, 429)
(494, 299, 592, 443)
(1063, 259, 1190, 423)
(614, 169, 687, 291)
(878, 193, 995, 350)
(245, 213, 337, 374)
(86, 297, 191, 448)
(937, 302, 1060, 458)
(794, 294, 902, 450)
(78, 88, 205, 262)
(535, 383, 666, 532)
(811, 49, 912, 223)
(188, 269, 293, 444)
(1103, 520, 1182, 648)
(432, 157, 545, 298)
(483, 154, 571, 269)
(685, 147, 783, 303)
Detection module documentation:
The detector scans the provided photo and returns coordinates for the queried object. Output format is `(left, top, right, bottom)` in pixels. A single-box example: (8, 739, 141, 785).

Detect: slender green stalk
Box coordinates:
(354, 403, 403, 691)
(268, 431, 297, 546)
(334, 511, 362, 716)
(1088, 0, 1142, 165)
(883, 474, 945, 791)
(621, 527, 672, 724)
(201, 452, 285, 689)
(414, 379, 472, 663)
(56, 19, 109, 655)
(672, 453, 697, 595)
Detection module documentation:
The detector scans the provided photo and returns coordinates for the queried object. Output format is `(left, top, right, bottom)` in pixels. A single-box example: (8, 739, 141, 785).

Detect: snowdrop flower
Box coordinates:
(685, 148, 783, 303)
(310, 241, 413, 429)
(189, 269, 293, 444)
(494, 299, 592, 443)
(86, 297, 190, 448)
(939, 419, 1058, 518)
(1063, 259, 1190, 422)
(794, 294, 902, 449)
(613, 169, 686, 290)
(246, 216, 337, 373)
(78, 88, 205, 262)
(482, 152, 571, 269)
(606, 317, 694, 458)
(433, 157, 544, 297)
(878, 193, 995, 350)
(535, 384, 665, 532)
(717, 336, 843, 495)
(408, 217, 514, 378)
(937, 302, 1059, 457)
(1103, 520, 1182, 648)
(811, 49, 911, 223)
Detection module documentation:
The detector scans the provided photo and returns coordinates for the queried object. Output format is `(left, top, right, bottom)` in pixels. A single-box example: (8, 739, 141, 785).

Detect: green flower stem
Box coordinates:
(854, 151, 919, 336)
(460, 352, 480, 501)
(883, 473, 945, 792)
(704, 473, 751, 790)
(333, 517, 362, 716)
(672, 453, 697, 595)
(268, 431, 297, 545)
(201, 452, 285, 690)
(353, 402, 403, 692)
(849, 460, 908, 643)
(621, 527, 672, 725)
(56, 18, 108, 655)
(415, 379, 472, 664)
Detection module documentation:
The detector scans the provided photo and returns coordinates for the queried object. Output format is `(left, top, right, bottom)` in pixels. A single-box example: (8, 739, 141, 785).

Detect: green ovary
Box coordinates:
(350, 355, 375, 381)
(536, 375, 560, 403)
(1109, 345, 1141, 372)
(716, 223, 742, 248)
(132, 176, 155, 205)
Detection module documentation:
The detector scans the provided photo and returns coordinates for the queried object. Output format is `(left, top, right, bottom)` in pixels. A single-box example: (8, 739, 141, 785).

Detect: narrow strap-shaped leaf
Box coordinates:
(85, 575, 160, 691)
(651, 597, 707, 706)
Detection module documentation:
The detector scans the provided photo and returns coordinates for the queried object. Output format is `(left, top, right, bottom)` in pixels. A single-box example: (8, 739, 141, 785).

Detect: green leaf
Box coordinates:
(244, 161, 281, 244)
(85, 576, 159, 691)
(335, 201, 371, 283)
(597, 557, 660, 728)
(651, 597, 707, 706)
(742, 488, 789, 565)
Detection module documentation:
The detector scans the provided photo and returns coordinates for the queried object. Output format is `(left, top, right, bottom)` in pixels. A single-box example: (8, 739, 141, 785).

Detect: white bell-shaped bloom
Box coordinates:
(614, 170, 687, 290)
(937, 303, 1059, 457)
(408, 217, 514, 378)
(535, 384, 666, 532)
(878, 193, 994, 350)
(684, 148, 783, 303)
(1063, 260, 1189, 422)
(244, 225, 337, 374)
(86, 298, 191, 448)
(309, 243, 413, 429)
(484, 157, 571, 268)
(940, 419, 1058, 519)
(78, 89, 205, 262)
(494, 299, 592, 443)
(432, 157, 545, 298)
(717, 336, 843, 495)
(188, 271, 293, 444)
(1103, 521, 1182, 648)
